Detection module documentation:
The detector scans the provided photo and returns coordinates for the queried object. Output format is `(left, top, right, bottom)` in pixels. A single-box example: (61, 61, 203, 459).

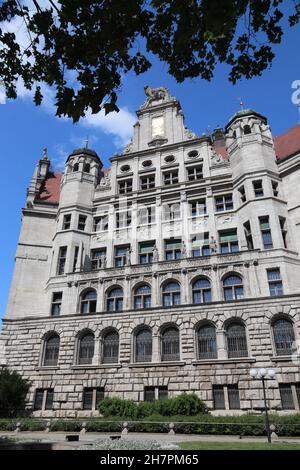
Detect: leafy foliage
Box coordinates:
(0, 368, 31, 418)
(0, 1, 299, 121)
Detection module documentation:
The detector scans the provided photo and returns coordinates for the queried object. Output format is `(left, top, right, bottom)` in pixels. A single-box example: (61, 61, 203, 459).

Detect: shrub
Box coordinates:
(50, 420, 82, 432)
(0, 368, 31, 418)
(98, 397, 138, 418)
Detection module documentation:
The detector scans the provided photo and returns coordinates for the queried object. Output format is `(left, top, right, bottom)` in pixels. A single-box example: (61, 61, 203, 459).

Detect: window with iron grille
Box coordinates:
(187, 165, 203, 181)
(223, 275, 244, 301)
(119, 179, 133, 194)
(279, 217, 288, 248)
(267, 269, 283, 296)
(140, 175, 155, 190)
(213, 385, 225, 410)
(162, 282, 181, 307)
(215, 194, 233, 212)
(83, 388, 93, 410)
(134, 285, 152, 309)
(228, 385, 240, 409)
(135, 328, 152, 362)
(78, 333, 95, 364)
(190, 199, 207, 217)
(57, 246, 67, 275)
(44, 335, 60, 366)
(34, 389, 44, 410)
(138, 206, 155, 225)
(78, 215, 87, 231)
(80, 289, 97, 314)
(192, 278, 212, 304)
(91, 248, 107, 270)
(279, 384, 295, 410)
(139, 241, 155, 264)
(34, 388, 54, 411)
(107, 287, 123, 312)
(144, 386, 155, 402)
(253, 180, 264, 198)
(197, 324, 217, 359)
(158, 386, 168, 400)
(273, 318, 295, 355)
(164, 170, 178, 185)
(226, 322, 248, 358)
(102, 331, 119, 363)
(116, 211, 131, 229)
(163, 203, 181, 221)
(93, 215, 108, 232)
(62, 214, 71, 230)
(219, 229, 239, 254)
(51, 292, 62, 316)
(161, 327, 180, 361)
(45, 389, 54, 410)
(259, 216, 273, 249)
(244, 221, 254, 250)
(191, 233, 210, 257)
(165, 239, 182, 261)
(114, 246, 129, 267)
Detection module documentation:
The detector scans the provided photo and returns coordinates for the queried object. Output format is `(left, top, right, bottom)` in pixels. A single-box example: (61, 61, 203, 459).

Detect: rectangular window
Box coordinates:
(215, 194, 233, 212)
(119, 179, 133, 194)
(243, 221, 254, 250)
(158, 386, 168, 400)
(140, 175, 155, 190)
(165, 239, 182, 261)
(73, 246, 79, 272)
(139, 241, 155, 264)
(164, 170, 178, 186)
(45, 389, 54, 410)
(163, 203, 181, 221)
(96, 387, 105, 405)
(34, 389, 44, 411)
(213, 385, 225, 410)
(279, 217, 288, 248)
(83, 388, 93, 410)
(91, 248, 107, 270)
(267, 268, 283, 296)
(78, 215, 87, 231)
(93, 215, 108, 232)
(116, 211, 131, 229)
(187, 165, 203, 181)
(191, 233, 210, 257)
(114, 245, 129, 267)
(34, 389, 54, 411)
(138, 206, 155, 225)
(190, 199, 207, 217)
(219, 229, 239, 254)
(296, 383, 300, 408)
(144, 386, 155, 402)
(228, 385, 240, 410)
(51, 292, 62, 316)
(272, 180, 279, 197)
(62, 214, 71, 230)
(238, 186, 246, 203)
(253, 180, 264, 198)
(259, 216, 273, 249)
(57, 247, 67, 275)
(279, 384, 295, 410)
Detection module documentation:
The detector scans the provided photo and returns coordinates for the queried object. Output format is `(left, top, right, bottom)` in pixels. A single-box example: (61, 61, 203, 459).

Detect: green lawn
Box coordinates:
(178, 441, 300, 450)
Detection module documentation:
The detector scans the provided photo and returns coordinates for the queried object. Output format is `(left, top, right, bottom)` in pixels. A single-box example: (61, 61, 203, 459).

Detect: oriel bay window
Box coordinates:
(78, 215, 87, 231)
(219, 229, 239, 254)
(253, 180, 264, 198)
(165, 239, 182, 260)
(80, 289, 97, 314)
(43, 334, 60, 366)
(191, 233, 210, 257)
(197, 324, 217, 359)
(102, 330, 119, 363)
(78, 332, 95, 364)
(139, 241, 155, 264)
(192, 278, 212, 304)
(57, 246, 67, 275)
(226, 322, 248, 358)
(107, 287, 123, 312)
(135, 328, 152, 362)
(259, 216, 273, 249)
(161, 327, 180, 361)
(162, 281, 181, 307)
(134, 285, 152, 309)
(272, 318, 295, 356)
(267, 268, 283, 296)
(62, 214, 71, 230)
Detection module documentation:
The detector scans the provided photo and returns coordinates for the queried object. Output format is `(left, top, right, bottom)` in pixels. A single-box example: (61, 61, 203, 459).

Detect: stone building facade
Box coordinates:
(1, 86, 300, 417)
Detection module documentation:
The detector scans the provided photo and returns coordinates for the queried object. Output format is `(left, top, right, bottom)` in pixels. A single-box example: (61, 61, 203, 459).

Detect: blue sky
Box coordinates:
(0, 14, 299, 322)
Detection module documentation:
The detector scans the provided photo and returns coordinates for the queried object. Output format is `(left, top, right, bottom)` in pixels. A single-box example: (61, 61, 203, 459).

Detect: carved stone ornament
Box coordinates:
(210, 148, 223, 165)
(122, 140, 133, 154)
(99, 172, 111, 189)
(141, 85, 170, 109)
(184, 127, 197, 140)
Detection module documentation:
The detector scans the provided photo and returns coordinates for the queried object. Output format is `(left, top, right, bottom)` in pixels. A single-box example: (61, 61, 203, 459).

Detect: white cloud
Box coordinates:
(51, 143, 68, 171)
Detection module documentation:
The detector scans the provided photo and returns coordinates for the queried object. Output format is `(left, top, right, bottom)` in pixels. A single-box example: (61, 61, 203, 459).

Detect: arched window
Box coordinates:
(223, 275, 244, 301)
(80, 289, 97, 314)
(134, 285, 151, 309)
(226, 322, 248, 358)
(83, 163, 90, 173)
(135, 328, 152, 362)
(44, 334, 60, 366)
(102, 330, 119, 363)
(197, 324, 217, 359)
(243, 125, 252, 135)
(161, 327, 180, 361)
(107, 287, 123, 312)
(273, 318, 295, 356)
(162, 281, 181, 307)
(73, 162, 79, 172)
(192, 278, 212, 304)
(78, 332, 95, 364)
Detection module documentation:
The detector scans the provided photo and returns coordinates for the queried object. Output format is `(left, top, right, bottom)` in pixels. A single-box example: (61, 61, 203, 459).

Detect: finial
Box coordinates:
(42, 147, 48, 160)
(238, 97, 244, 110)
(84, 136, 89, 149)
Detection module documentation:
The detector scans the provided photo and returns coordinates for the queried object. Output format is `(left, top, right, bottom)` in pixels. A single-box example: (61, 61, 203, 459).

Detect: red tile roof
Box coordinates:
(273, 124, 300, 160)
(35, 172, 62, 203)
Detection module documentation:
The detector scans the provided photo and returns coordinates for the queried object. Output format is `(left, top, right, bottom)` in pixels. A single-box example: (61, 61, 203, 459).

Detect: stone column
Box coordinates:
(216, 329, 227, 359)
(152, 330, 160, 363)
